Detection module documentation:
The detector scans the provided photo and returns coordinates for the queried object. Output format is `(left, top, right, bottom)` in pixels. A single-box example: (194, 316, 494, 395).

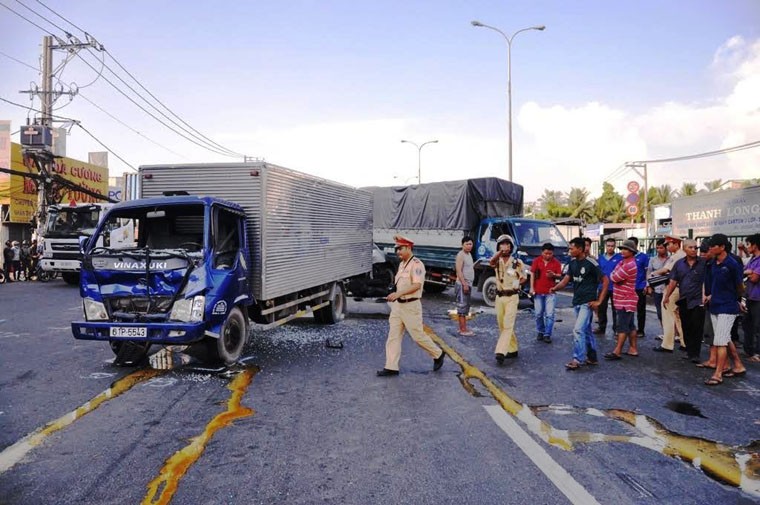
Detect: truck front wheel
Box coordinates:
(481, 276, 498, 307)
(62, 272, 79, 285)
(110, 341, 150, 366)
(208, 307, 248, 364)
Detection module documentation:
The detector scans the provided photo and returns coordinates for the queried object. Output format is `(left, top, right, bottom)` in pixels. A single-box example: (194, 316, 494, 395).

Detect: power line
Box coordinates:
(13, 0, 71, 36)
(0, 51, 187, 160)
(629, 139, 760, 164)
(0, 0, 55, 35)
(102, 50, 244, 158)
(5, 0, 246, 159)
(1, 96, 136, 170)
(33, 0, 87, 35)
(73, 50, 240, 157)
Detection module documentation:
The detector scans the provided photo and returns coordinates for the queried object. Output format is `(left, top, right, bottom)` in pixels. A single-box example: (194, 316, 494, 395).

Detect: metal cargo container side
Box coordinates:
(139, 163, 372, 301)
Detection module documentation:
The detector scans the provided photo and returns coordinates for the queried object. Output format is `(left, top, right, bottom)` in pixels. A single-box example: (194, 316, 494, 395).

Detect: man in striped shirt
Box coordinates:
(604, 240, 639, 360)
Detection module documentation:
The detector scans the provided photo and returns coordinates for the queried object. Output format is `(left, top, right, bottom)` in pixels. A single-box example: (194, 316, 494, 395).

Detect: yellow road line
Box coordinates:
(0, 369, 166, 474)
(142, 367, 256, 505)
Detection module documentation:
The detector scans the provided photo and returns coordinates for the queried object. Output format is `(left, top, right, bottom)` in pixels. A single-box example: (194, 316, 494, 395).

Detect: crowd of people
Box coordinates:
(374, 231, 760, 388)
(535, 232, 758, 385)
(2, 239, 42, 281)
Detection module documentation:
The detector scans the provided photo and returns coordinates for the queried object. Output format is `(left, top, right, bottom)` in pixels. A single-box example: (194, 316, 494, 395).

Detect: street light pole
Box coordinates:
(400, 139, 438, 184)
(471, 21, 545, 182)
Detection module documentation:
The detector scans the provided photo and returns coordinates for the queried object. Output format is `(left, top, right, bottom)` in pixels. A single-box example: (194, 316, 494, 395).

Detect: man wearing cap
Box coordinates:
(489, 234, 527, 363)
(703, 233, 747, 385)
(651, 235, 686, 352)
(663, 239, 706, 363)
(604, 240, 639, 360)
(377, 235, 445, 376)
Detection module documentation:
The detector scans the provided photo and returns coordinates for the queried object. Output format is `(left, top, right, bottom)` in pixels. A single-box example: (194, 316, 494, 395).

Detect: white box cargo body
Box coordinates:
(139, 162, 373, 301)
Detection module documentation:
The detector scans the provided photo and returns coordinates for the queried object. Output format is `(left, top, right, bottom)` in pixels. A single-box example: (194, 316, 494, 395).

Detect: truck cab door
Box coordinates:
(211, 207, 250, 304)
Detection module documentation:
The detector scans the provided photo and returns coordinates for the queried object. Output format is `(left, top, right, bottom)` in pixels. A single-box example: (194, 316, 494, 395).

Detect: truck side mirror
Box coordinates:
(78, 235, 89, 253)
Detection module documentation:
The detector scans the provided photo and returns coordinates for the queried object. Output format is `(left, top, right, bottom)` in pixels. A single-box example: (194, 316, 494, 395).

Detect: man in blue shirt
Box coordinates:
(595, 237, 622, 335)
(629, 237, 650, 339)
(703, 234, 747, 385)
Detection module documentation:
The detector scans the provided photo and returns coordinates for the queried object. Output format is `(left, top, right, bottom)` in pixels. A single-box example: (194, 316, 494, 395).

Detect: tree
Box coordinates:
(650, 184, 675, 205)
(593, 182, 626, 222)
(704, 179, 723, 192)
(678, 182, 697, 197)
(567, 187, 594, 222)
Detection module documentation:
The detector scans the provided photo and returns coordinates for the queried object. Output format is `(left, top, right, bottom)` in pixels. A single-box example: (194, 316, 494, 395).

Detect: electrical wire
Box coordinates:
(102, 50, 244, 157)
(33, 0, 87, 35)
(5, 0, 245, 159)
(630, 140, 760, 164)
(0, 0, 55, 35)
(73, 51, 240, 157)
(0, 52, 187, 159)
(13, 0, 70, 36)
(1, 96, 136, 171)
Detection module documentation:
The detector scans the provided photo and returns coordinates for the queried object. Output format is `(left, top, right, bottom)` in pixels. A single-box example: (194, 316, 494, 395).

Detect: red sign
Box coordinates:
(627, 180, 640, 193)
(626, 204, 639, 216)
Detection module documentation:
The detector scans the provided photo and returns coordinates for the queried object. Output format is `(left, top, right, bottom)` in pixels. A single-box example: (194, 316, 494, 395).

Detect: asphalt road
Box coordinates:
(0, 279, 758, 505)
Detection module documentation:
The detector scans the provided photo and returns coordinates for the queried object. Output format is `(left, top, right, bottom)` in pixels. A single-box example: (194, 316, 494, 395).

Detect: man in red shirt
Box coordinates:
(530, 243, 563, 343)
(604, 239, 639, 360)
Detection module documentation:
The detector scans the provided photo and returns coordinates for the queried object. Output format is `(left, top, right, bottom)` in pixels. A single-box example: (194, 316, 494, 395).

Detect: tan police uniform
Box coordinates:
(383, 252, 443, 371)
(661, 236, 686, 350)
(491, 240, 526, 356)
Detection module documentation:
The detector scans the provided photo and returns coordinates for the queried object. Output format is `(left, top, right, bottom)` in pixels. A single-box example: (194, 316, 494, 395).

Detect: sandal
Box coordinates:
(584, 359, 598, 366)
(723, 370, 746, 378)
(565, 360, 582, 370)
(458, 331, 475, 336)
(696, 363, 716, 369)
(624, 352, 639, 357)
(704, 377, 723, 386)
(604, 352, 622, 360)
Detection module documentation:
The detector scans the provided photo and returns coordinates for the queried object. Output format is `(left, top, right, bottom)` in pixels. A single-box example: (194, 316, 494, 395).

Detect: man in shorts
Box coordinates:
(454, 236, 475, 336)
(703, 234, 747, 386)
(604, 240, 639, 360)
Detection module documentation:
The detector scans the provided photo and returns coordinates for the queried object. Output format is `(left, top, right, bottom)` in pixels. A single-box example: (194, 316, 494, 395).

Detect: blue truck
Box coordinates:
(368, 179, 570, 306)
(71, 163, 373, 365)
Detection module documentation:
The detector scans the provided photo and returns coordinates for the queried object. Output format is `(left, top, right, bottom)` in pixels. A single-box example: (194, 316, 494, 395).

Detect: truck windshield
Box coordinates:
(513, 220, 568, 247)
(91, 204, 205, 253)
(44, 206, 101, 238)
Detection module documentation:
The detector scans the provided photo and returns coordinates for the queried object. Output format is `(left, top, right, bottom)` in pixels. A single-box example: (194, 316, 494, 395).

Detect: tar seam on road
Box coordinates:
(0, 368, 167, 474)
(142, 366, 256, 505)
(484, 405, 602, 505)
(423, 325, 760, 499)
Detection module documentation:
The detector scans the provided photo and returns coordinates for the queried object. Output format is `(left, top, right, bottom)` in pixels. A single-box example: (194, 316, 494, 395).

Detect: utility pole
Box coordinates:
(627, 162, 649, 236)
(18, 35, 103, 238)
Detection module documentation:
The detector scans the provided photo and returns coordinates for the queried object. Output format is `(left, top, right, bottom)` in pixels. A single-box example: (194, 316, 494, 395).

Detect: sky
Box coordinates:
(1, 0, 759, 202)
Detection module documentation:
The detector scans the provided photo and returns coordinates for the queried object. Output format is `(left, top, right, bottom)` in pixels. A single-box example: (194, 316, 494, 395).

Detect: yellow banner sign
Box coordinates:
(2, 142, 109, 223)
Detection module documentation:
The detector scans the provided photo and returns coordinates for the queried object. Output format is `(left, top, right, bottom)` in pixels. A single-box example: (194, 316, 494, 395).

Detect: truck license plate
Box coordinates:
(109, 326, 147, 338)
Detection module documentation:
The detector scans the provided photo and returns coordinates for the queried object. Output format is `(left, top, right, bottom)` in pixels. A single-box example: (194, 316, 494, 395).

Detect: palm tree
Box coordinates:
(567, 187, 594, 222)
(537, 189, 565, 214)
(593, 182, 625, 222)
(678, 182, 697, 197)
(650, 184, 675, 205)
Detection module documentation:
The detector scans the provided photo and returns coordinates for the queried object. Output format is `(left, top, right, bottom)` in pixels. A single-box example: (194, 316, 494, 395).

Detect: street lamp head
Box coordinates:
(471, 20, 484, 27)
(534, 25, 546, 31)
(400, 140, 409, 144)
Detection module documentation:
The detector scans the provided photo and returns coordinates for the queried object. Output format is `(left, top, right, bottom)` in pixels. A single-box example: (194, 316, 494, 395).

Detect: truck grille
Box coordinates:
(106, 296, 173, 317)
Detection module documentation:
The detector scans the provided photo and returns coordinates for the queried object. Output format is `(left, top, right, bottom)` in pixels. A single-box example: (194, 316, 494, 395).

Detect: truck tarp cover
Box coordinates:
(369, 178, 523, 230)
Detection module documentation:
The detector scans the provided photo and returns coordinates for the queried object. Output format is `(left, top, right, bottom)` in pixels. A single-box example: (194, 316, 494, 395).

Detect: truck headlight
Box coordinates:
(170, 296, 205, 322)
(83, 298, 108, 321)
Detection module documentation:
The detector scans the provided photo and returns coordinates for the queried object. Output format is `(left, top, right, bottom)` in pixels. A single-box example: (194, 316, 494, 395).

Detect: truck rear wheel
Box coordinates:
(481, 276, 498, 307)
(314, 283, 346, 324)
(110, 341, 150, 366)
(62, 272, 80, 285)
(207, 307, 248, 364)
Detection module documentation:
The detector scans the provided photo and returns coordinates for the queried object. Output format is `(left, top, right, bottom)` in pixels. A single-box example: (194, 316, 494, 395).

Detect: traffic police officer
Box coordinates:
(377, 235, 445, 376)
(490, 234, 527, 363)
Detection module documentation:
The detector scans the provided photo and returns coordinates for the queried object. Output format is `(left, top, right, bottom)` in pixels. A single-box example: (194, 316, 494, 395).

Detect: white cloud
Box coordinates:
(516, 36, 760, 201)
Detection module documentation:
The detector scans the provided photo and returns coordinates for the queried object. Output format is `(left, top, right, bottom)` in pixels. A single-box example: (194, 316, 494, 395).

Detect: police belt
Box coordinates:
(496, 289, 519, 297)
(396, 297, 420, 303)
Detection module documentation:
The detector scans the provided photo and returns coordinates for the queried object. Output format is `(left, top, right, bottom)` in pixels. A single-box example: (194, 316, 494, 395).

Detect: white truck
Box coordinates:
(40, 202, 112, 285)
